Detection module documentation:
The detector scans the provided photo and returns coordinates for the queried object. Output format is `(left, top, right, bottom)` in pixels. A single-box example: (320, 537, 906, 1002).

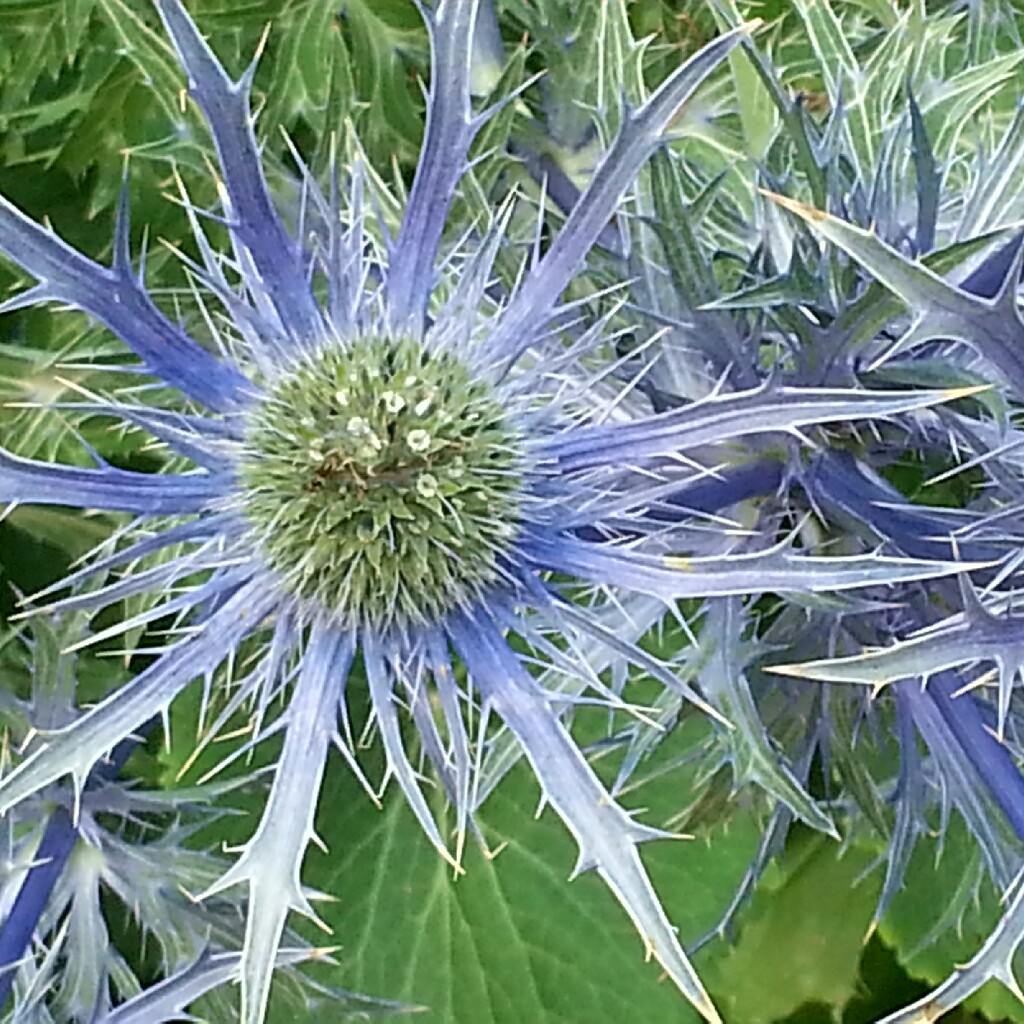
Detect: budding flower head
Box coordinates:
(241, 335, 522, 629)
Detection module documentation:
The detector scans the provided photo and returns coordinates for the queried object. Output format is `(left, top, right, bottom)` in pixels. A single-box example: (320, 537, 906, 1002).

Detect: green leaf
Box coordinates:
(709, 0, 776, 160)
(336, 0, 426, 168)
(294, 754, 760, 1024)
(2, 506, 111, 559)
(93, 0, 186, 126)
(702, 833, 881, 1023)
(792, 0, 876, 186)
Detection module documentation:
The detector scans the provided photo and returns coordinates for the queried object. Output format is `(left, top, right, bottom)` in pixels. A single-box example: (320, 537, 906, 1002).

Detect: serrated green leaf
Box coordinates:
(792, 0, 876, 186)
(261, 0, 343, 130)
(287, 752, 760, 1024)
(93, 0, 186, 125)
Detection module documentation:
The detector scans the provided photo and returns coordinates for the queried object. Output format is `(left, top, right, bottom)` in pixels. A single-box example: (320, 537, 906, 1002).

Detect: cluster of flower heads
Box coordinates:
(1, 0, 1024, 1021)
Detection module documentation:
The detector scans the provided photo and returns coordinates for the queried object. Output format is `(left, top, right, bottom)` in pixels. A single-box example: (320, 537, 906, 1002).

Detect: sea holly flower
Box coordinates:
(563, 1, 1024, 1015)
(490, 1, 1024, 1017)
(0, 2, 994, 1021)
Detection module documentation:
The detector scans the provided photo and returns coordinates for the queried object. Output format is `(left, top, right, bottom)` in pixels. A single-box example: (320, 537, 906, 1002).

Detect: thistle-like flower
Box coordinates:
(544, 1, 1024, 1017)
(0, 2, 991, 1021)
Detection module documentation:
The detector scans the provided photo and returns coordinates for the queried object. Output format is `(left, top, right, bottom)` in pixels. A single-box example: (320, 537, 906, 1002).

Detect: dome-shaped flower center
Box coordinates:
(239, 336, 522, 629)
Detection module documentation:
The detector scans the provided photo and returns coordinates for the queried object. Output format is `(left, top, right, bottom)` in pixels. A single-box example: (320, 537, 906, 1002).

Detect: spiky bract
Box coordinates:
(0, 4, 770, 1022)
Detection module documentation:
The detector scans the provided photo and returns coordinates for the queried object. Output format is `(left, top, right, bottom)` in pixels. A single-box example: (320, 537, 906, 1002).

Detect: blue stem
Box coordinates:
(926, 672, 1024, 842)
(0, 806, 77, 998)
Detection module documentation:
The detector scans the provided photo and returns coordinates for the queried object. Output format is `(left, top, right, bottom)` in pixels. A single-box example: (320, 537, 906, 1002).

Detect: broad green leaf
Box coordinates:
(159, 666, 761, 1024)
(293, 754, 760, 1024)
(702, 833, 881, 1023)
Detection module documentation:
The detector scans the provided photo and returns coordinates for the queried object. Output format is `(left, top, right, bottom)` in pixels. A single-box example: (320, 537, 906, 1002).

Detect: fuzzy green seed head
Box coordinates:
(240, 337, 522, 629)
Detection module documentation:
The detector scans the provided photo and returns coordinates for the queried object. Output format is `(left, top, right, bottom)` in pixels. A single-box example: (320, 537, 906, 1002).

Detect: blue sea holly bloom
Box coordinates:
(564, 2, 1024, 1015)
(0, 2, 992, 1021)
